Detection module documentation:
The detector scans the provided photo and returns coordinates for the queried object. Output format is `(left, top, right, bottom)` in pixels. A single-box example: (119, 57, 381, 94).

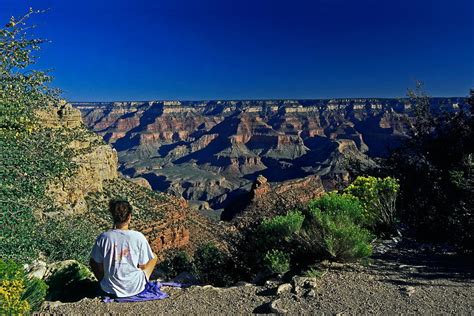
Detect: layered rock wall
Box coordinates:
(73, 98, 465, 215)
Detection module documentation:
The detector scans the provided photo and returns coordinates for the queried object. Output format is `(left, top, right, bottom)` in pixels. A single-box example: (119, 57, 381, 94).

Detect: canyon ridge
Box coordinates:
(74, 98, 466, 218)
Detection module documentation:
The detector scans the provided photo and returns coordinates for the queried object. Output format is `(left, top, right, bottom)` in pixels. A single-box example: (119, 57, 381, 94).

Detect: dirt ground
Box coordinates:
(40, 239, 474, 315)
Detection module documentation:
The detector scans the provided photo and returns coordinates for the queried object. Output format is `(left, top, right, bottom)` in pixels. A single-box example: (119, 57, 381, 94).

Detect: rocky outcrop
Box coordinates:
(39, 105, 119, 215)
(74, 98, 465, 212)
(223, 174, 325, 223)
(35, 104, 218, 255)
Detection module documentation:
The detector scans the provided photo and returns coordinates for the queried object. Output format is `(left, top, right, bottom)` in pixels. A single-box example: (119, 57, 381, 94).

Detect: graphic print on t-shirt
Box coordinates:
(114, 244, 131, 262)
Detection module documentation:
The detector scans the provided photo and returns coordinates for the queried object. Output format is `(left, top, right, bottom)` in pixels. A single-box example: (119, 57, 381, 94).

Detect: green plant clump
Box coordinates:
(194, 243, 235, 287)
(306, 193, 373, 261)
(263, 249, 290, 275)
(158, 250, 194, 279)
(0, 259, 48, 314)
(257, 210, 304, 247)
(344, 176, 400, 234)
(36, 216, 101, 264)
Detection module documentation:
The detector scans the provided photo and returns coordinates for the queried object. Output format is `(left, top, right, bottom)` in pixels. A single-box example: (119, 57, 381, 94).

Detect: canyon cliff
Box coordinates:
(73, 98, 464, 217)
(38, 104, 218, 255)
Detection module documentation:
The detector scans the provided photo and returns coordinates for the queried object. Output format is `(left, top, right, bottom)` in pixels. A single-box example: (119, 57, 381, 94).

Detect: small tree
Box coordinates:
(0, 8, 59, 133)
(0, 10, 75, 263)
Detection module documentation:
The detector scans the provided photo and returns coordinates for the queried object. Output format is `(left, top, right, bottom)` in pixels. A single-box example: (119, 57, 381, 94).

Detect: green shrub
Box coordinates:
(194, 243, 234, 287)
(306, 193, 373, 261)
(307, 192, 366, 226)
(257, 210, 304, 250)
(0, 259, 47, 313)
(158, 250, 194, 279)
(344, 176, 400, 234)
(263, 249, 290, 275)
(22, 276, 48, 312)
(303, 266, 325, 278)
(0, 11, 78, 263)
(36, 217, 101, 265)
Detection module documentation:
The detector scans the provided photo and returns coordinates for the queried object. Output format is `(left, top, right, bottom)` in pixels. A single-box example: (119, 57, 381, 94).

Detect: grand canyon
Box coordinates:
(74, 98, 465, 218)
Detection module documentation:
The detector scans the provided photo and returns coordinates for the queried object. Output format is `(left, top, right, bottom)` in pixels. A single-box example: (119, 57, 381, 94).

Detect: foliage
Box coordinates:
(193, 243, 235, 287)
(228, 193, 374, 281)
(344, 176, 400, 235)
(158, 250, 194, 279)
(307, 192, 366, 226)
(0, 279, 30, 314)
(380, 87, 474, 252)
(0, 9, 59, 134)
(36, 216, 101, 264)
(258, 211, 304, 246)
(21, 276, 48, 312)
(305, 193, 373, 261)
(0, 259, 47, 313)
(303, 266, 325, 278)
(0, 11, 88, 263)
(263, 249, 290, 275)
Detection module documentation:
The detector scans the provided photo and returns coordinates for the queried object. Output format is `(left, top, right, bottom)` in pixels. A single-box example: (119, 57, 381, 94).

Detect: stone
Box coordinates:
(40, 300, 65, 312)
(235, 281, 252, 287)
(269, 298, 288, 314)
(291, 276, 319, 290)
(305, 289, 317, 298)
(129, 177, 152, 190)
(265, 279, 280, 287)
(401, 286, 416, 296)
(44, 260, 97, 302)
(276, 283, 293, 295)
(25, 260, 47, 280)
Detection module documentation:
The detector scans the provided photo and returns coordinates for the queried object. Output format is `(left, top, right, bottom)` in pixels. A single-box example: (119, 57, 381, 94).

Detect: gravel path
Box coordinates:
(41, 240, 474, 315)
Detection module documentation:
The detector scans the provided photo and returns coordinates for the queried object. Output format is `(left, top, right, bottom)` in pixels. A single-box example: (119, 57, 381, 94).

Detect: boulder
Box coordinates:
(269, 298, 288, 314)
(25, 260, 48, 280)
(276, 283, 293, 295)
(44, 260, 98, 302)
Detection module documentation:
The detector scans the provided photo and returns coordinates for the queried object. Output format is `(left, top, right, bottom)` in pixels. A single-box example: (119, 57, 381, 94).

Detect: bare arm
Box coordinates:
(89, 258, 104, 282)
(138, 253, 158, 280)
(138, 253, 158, 270)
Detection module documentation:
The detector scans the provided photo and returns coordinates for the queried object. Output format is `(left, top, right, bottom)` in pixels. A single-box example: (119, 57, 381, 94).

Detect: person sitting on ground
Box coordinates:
(89, 199, 158, 298)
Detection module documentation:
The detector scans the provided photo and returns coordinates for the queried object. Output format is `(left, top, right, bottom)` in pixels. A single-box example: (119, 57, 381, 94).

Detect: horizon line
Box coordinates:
(68, 95, 467, 103)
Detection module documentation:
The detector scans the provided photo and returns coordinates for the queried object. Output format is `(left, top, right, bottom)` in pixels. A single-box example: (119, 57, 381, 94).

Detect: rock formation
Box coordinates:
(73, 98, 465, 216)
(37, 104, 219, 255)
(223, 174, 325, 224)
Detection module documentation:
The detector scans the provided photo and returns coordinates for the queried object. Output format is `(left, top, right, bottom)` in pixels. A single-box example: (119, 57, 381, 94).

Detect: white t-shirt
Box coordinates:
(90, 229, 155, 297)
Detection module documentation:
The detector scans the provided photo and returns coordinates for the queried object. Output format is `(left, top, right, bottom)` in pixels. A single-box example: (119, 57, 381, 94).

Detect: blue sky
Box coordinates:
(1, 0, 473, 101)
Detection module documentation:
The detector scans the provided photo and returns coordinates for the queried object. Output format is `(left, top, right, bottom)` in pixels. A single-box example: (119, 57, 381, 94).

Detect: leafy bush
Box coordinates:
(36, 217, 101, 265)
(0, 259, 47, 313)
(22, 277, 48, 312)
(303, 266, 325, 278)
(344, 176, 400, 235)
(306, 193, 373, 261)
(0, 11, 80, 263)
(194, 243, 235, 287)
(158, 250, 194, 279)
(228, 194, 373, 281)
(0, 279, 30, 315)
(263, 249, 290, 275)
(257, 211, 304, 248)
(307, 192, 366, 226)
